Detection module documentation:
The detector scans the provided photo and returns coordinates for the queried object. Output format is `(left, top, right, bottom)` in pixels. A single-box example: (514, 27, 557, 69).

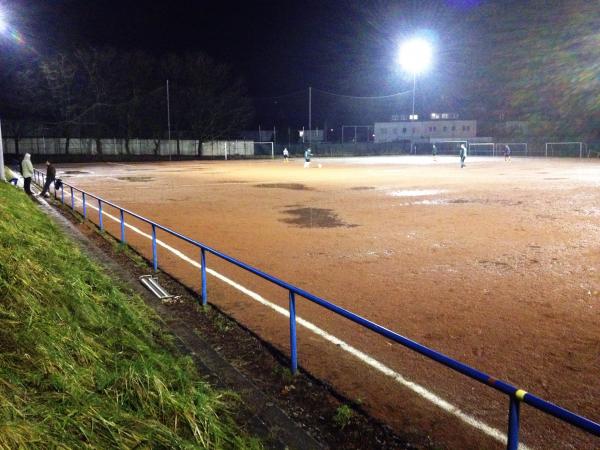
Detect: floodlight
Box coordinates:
(398, 38, 432, 75)
(0, 10, 6, 33)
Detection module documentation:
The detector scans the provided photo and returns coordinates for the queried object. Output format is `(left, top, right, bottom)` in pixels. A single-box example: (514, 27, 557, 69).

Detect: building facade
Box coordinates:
(374, 119, 477, 143)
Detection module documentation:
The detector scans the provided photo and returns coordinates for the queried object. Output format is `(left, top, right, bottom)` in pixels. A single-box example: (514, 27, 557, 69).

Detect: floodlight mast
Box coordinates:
(399, 37, 432, 117)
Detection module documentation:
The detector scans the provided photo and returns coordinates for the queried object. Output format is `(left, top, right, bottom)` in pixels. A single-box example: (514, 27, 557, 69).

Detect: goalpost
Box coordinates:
(429, 140, 468, 155)
(545, 142, 583, 158)
(254, 141, 275, 159)
(467, 143, 494, 156)
(495, 143, 528, 157)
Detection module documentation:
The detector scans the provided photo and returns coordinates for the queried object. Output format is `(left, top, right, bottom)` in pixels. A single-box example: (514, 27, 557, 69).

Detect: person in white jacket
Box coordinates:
(21, 153, 34, 195)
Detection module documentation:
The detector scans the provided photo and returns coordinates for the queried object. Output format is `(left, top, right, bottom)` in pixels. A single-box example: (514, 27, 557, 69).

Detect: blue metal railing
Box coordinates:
(33, 168, 600, 449)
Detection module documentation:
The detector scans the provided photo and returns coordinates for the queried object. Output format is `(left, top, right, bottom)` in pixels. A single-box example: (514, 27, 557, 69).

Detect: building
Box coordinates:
(374, 117, 477, 143)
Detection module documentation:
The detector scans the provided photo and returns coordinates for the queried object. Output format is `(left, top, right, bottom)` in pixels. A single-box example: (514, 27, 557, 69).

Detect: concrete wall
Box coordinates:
(1, 138, 201, 157)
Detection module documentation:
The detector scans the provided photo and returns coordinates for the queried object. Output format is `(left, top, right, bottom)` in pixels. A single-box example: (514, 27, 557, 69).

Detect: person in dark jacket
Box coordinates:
(40, 160, 56, 197)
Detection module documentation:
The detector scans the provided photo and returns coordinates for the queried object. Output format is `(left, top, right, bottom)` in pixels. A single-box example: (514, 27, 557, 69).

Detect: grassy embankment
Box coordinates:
(0, 183, 261, 449)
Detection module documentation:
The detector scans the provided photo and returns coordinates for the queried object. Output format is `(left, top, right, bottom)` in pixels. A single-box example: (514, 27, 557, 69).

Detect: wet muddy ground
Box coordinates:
(52, 156, 600, 449)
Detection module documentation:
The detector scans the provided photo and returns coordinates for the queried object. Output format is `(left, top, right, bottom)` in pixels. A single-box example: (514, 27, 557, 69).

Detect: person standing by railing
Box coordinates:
(21, 153, 34, 195)
(39, 160, 56, 198)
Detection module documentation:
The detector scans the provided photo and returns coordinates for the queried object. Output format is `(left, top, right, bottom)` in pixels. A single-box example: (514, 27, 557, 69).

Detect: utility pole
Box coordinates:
(411, 73, 416, 117)
(308, 86, 312, 146)
(166, 79, 171, 161)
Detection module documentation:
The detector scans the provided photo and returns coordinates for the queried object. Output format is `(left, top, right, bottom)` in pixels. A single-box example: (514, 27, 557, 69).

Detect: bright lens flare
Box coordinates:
(398, 38, 433, 74)
(0, 10, 6, 33)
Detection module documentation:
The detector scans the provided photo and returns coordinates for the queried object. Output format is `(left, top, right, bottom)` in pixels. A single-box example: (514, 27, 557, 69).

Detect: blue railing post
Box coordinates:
(61, 184, 64, 205)
(201, 248, 207, 305)
(70, 187, 74, 210)
(152, 224, 158, 272)
(289, 290, 298, 374)
(507, 396, 521, 450)
(120, 209, 126, 243)
(98, 200, 104, 231)
(82, 192, 87, 219)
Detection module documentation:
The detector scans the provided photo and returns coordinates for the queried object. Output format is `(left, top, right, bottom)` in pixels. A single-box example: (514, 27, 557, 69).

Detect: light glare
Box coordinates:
(398, 38, 433, 74)
(0, 10, 6, 33)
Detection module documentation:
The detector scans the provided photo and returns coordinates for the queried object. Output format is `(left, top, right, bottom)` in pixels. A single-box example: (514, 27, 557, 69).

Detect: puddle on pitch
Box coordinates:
(117, 176, 154, 182)
(280, 207, 357, 228)
(255, 183, 312, 191)
(389, 189, 447, 197)
(63, 170, 91, 175)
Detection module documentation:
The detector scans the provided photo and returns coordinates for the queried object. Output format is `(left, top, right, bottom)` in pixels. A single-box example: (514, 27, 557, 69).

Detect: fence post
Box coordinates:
(82, 192, 87, 219)
(152, 224, 158, 272)
(289, 290, 298, 374)
(98, 200, 103, 231)
(507, 396, 521, 450)
(61, 184, 64, 205)
(70, 187, 74, 210)
(120, 209, 126, 243)
(201, 248, 207, 305)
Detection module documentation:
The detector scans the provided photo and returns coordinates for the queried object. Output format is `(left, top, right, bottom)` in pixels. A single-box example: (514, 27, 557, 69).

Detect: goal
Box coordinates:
(428, 140, 468, 155)
(467, 143, 494, 156)
(495, 143, 528, 157)
(253, 141, 275, 159)
(545, 142, 583, 158)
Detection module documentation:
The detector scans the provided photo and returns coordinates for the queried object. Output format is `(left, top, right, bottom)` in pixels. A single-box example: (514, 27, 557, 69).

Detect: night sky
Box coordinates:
(4, 1, 492, 95)
(1, 0, 599, 134)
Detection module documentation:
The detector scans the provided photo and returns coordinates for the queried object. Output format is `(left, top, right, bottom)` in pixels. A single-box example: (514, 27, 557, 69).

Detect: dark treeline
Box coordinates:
(0, 47, 254, 142)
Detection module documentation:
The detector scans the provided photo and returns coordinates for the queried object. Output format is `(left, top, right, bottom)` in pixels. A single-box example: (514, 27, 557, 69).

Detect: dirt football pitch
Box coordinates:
(53, 156, 600, 449)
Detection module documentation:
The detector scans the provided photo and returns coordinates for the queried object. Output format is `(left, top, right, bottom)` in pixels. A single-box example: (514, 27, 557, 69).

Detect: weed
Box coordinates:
(272, 365, 295, 384)
(213, 314, 233, 333)
(333, 404, 354, 429)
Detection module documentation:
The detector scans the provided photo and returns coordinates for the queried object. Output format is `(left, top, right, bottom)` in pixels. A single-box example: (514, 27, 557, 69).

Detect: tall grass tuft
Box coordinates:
(0, 184, 262, 449)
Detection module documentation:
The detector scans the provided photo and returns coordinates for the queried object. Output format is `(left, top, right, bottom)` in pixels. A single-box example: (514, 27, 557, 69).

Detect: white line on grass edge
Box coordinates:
(69, 194, 530, 450)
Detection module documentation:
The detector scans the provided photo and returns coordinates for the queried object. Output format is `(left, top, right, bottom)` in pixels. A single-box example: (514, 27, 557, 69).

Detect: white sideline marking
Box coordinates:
(70, 193, 530, 450)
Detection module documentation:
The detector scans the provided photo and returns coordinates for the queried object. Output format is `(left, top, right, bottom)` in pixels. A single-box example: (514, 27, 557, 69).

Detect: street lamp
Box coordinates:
(398, 38, 433, 119)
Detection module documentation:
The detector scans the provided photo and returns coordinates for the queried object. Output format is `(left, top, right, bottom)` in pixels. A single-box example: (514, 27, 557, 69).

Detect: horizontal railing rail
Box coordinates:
(33, 168, 600, 449)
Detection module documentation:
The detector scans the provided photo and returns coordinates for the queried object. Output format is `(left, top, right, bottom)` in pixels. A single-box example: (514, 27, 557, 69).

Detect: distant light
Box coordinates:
(0, 10, 6, 33)
(398, 38, 432, 74)
(409, 114, 419, 121)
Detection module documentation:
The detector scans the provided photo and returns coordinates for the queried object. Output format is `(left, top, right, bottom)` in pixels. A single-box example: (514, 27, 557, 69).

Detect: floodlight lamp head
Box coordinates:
(398, 38, 432, 75)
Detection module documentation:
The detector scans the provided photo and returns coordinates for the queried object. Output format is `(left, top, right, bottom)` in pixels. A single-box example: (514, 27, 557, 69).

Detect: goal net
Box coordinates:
(253, 141, 275, 159)
(495, 143, 528, 157)
(427, 140, 468, 155)
(467, 143, 494, 156)
(545, 142, 583, 158)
